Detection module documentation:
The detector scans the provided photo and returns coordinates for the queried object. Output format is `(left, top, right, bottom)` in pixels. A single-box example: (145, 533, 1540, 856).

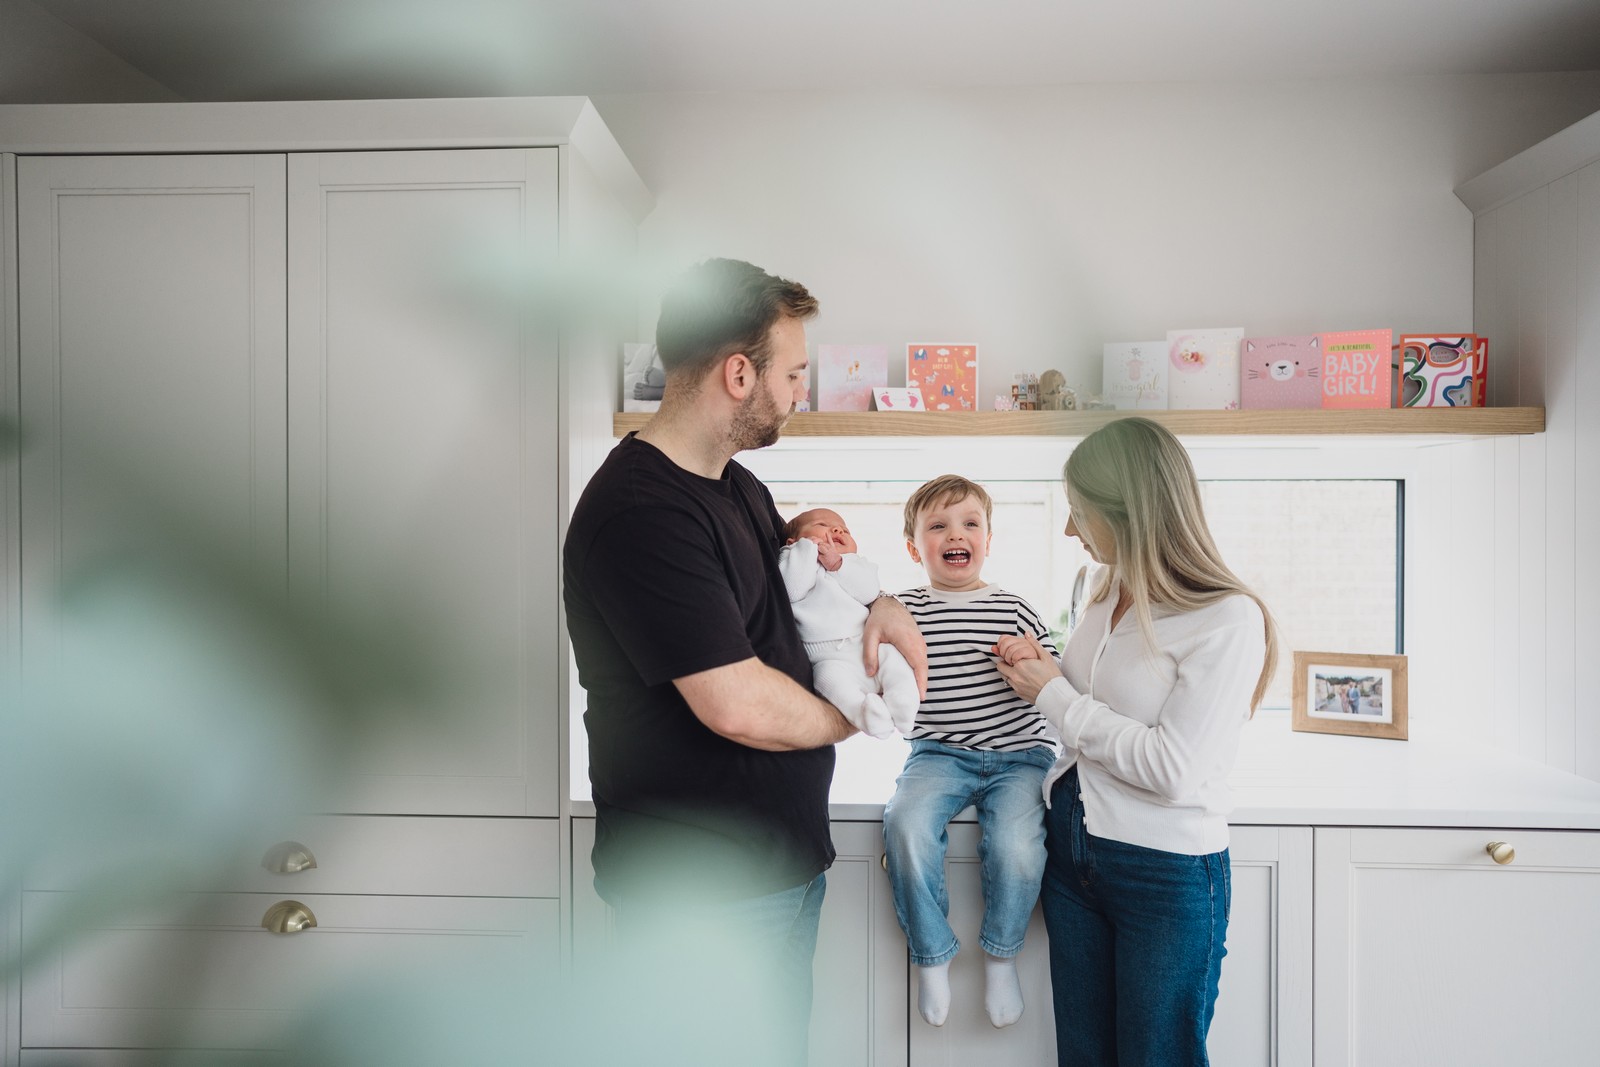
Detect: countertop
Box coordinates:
(571, 712, 1600, 830)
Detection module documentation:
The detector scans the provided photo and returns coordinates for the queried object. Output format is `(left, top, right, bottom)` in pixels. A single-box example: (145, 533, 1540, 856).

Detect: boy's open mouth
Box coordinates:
(942, 549, 970, 564)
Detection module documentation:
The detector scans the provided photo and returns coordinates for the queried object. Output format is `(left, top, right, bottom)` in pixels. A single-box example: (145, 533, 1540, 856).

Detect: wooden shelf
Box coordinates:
(613, 406, 1545, 438)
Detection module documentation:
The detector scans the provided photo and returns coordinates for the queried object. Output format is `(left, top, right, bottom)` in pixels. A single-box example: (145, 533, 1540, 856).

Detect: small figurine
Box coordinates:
(1039, 369, 1077, 411)
(994, 394, 1017, 411)
(1011, 373, 1040, 411)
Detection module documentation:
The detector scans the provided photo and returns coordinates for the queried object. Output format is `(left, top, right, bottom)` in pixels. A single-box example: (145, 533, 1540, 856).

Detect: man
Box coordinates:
(563, 258, 927, 1062)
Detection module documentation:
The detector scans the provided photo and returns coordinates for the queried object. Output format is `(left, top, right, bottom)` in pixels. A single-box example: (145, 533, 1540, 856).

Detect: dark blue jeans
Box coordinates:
(1042, 770, 1230, 1067)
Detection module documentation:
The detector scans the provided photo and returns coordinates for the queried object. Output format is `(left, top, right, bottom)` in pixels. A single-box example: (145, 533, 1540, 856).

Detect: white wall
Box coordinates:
(0, 0, 181, 104)
(1467, 138, 1600, 781)
(595, 74, 1600, 405)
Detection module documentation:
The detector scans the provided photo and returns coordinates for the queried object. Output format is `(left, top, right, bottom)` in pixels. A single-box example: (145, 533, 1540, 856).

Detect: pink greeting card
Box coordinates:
(1103, 341, 1168, 409)
(1319, 329, 1392, 408)
(1240, 335, 1322, 409)
(907, 344, 978, 412)
(817, 344, 888, 412)
(1166, 328, 1243, 410)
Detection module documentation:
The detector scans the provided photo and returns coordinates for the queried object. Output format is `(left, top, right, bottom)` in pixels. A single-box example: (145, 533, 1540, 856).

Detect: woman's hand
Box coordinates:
(992, 632, 1061, 704)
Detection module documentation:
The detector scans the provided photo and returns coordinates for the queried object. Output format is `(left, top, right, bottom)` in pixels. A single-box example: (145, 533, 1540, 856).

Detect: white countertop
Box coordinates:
(570, 712, 1600, 830)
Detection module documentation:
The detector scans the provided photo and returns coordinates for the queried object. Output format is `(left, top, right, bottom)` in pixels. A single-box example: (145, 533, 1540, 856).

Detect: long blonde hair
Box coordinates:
(1065, 417, 1279, 711)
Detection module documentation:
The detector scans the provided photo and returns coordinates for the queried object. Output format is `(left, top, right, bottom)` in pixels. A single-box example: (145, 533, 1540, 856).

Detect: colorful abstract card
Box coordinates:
(1103, 341, 1169, 409)
(907, 344, 978, 412)
(1398, 334, 1486, 408)
(1166, 328, 1243, 410)
(817, 344, 888, 412)
(1239, 334, 1323, 409)
(1319, 329, 1393, 408)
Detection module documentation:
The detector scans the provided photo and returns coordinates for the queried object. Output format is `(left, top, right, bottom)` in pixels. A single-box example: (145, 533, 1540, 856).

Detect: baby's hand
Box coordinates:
(816, 540, 843, 572)
(992, 633, 1044, 665)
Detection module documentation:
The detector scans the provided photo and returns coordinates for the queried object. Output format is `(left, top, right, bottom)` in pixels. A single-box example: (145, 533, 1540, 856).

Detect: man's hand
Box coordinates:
(863, 596, 928, 699)
(816, 540, 843, 572)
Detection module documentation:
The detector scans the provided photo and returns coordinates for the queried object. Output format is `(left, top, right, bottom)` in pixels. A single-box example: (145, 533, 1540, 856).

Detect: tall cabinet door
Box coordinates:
(287, 149, 560, 816)
(16, 154, 288, 675)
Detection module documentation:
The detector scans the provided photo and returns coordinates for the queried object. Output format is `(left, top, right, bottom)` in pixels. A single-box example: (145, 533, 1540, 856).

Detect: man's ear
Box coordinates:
(723, 352, 754, 399)
(906, 539, 921, 564)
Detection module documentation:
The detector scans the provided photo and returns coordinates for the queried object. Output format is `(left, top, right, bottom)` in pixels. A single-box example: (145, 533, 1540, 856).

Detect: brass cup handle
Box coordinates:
(261, 900, 318, 934)
(1485, 841, 1516, 865)
(261, 841, 318, 874)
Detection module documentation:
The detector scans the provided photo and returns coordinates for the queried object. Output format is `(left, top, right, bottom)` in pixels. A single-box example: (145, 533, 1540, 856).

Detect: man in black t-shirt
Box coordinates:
(563, 259, 926, 1062)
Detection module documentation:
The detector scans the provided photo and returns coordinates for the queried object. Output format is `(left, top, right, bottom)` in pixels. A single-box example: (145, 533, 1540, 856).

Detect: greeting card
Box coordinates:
(817, 344, 889, 412)
(1239, 334, 1323, 409)
(1319, 329, 1392, 408)
(873, 387, 923, 411)
(1166, 328, 1243, 410)
(1398, 334, 1487, 408)
(907, 344, 978, 412)
(1103, 341, 1169, 410)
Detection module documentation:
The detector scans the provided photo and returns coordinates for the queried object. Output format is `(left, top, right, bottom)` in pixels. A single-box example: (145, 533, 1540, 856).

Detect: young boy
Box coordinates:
(883, 475, 1058, 1029)
(779, 508, 921, 739)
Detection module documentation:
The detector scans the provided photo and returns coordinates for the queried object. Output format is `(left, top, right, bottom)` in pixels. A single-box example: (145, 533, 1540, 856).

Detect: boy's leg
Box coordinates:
(974, 749, 1051, 959)
(882, 743, 982, 964)
(974, 748, 1052, 1027)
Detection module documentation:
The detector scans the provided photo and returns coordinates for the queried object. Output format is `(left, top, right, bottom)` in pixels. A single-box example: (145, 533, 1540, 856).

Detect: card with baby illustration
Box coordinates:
(1102, 341, 1169, 409)
(818, 344, 889, 412)
(907, 344, 978, 412)
(1166, 328, 1243, 410)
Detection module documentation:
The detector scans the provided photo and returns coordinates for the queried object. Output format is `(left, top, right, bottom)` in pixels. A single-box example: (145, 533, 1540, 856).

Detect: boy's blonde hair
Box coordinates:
(903, 475, 993, 539)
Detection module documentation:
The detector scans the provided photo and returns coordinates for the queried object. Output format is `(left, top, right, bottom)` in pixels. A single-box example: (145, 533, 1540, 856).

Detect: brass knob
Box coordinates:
(881, 854, 887, 871)
(261, 900, 318, 934)
(1485, 841, 1515, 865)
(261, 841, 318, 874)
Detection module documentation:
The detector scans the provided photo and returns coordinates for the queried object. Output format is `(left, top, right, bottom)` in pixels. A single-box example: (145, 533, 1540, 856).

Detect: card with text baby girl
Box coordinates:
(907, 344, 978, 412)
(1319, 329, 1393, 408)
(1166, 328, 1243, 410)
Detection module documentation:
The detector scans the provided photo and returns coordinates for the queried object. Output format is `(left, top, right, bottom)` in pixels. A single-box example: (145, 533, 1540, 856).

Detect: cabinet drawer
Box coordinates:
(1345, 825, 1600, 868)
(21, 890, 558, 1050)
(26, 816, 560, 898)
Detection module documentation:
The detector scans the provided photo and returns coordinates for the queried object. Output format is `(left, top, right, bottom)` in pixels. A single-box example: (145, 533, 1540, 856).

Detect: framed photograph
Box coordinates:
(1291, 651, 1408, 740)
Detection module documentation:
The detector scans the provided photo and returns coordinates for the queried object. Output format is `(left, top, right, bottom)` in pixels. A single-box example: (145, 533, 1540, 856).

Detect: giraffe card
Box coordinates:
(907, 343, 978, 412)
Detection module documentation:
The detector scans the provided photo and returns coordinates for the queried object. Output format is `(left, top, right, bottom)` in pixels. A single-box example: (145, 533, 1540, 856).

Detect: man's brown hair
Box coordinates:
(654, 258, 818, 387)
(902, 475, 994, 540)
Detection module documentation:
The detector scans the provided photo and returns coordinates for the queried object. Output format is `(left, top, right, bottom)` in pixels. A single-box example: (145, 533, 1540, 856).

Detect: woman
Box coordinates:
(993, 417, 1277, 1067)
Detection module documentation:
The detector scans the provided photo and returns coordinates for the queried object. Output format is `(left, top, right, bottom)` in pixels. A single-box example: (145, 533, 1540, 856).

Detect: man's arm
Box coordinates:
(675, 656, 859, 751)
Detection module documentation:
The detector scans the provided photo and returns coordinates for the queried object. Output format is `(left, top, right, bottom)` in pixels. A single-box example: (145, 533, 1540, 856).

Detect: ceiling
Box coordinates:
(24, 0, 1600, 101)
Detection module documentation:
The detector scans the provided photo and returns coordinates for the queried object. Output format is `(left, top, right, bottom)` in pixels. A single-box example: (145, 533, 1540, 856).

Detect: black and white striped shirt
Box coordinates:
(899, 584, 1059, 753)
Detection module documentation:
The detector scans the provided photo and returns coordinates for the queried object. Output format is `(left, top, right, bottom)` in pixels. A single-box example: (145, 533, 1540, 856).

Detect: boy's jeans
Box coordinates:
(883, 739, 1054, 964)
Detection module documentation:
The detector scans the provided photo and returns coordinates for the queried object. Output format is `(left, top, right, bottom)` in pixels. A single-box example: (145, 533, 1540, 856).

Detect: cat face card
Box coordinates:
(1240, 335, 1322, 409)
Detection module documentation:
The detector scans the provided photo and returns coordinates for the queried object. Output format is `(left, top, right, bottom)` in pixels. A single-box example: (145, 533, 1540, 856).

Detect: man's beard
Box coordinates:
(729, 383, 789, 452)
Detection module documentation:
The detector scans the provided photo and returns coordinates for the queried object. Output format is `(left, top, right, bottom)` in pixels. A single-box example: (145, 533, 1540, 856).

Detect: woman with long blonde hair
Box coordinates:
(994, 417, 1277, 1067)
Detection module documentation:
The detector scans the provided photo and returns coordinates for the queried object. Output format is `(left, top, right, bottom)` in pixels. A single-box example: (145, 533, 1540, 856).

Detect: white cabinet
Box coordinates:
(1314, 826, 1600, 1066)
(286, 148, 560, 817)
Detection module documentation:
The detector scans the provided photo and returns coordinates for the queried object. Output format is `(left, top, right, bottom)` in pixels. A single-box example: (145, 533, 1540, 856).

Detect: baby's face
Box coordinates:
(791, 509, 859, 554)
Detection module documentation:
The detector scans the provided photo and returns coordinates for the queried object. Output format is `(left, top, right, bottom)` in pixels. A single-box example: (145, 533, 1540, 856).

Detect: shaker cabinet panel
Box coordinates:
(16, 153, 288, 674)
(1315, 827, 1600, 1066)
(286, 149, 561, 816)
(20, 891, 557, 1050)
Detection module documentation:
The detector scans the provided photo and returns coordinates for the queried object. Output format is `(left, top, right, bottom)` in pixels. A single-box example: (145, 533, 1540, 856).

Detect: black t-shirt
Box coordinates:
(563, 433, 836, 901)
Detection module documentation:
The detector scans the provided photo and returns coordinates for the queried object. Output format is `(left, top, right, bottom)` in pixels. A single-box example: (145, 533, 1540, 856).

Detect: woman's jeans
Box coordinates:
(1042, 769, 1230, 1067)
(883, 739, 1054, 964)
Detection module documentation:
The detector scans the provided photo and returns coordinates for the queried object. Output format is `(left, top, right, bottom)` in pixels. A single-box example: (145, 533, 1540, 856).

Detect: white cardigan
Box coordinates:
(1035, 588, 1266, 856)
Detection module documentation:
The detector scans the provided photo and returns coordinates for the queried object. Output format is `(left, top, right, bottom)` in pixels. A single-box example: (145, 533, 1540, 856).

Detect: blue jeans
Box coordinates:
(1042, 769, 1229, 1067)
(882, 739, 1053, 964)
(607, 873, 826, 1066)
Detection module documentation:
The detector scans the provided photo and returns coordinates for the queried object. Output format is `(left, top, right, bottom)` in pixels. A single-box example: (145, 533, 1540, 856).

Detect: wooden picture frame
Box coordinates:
(1291, 651, 1408, 740)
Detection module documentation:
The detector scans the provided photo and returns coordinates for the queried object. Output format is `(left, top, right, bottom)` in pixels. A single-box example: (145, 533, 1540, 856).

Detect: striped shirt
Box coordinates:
(898, 583, 1059, 752)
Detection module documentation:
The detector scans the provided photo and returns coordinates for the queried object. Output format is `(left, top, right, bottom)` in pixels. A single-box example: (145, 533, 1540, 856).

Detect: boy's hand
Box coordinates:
(992, 633, 1045, 665)
(816, 540, 843, 571)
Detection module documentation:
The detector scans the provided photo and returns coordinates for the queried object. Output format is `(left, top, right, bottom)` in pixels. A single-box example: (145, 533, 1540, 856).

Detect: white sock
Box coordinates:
(917, 961, 951, 1027)
(984, 953, 1024, 1028)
